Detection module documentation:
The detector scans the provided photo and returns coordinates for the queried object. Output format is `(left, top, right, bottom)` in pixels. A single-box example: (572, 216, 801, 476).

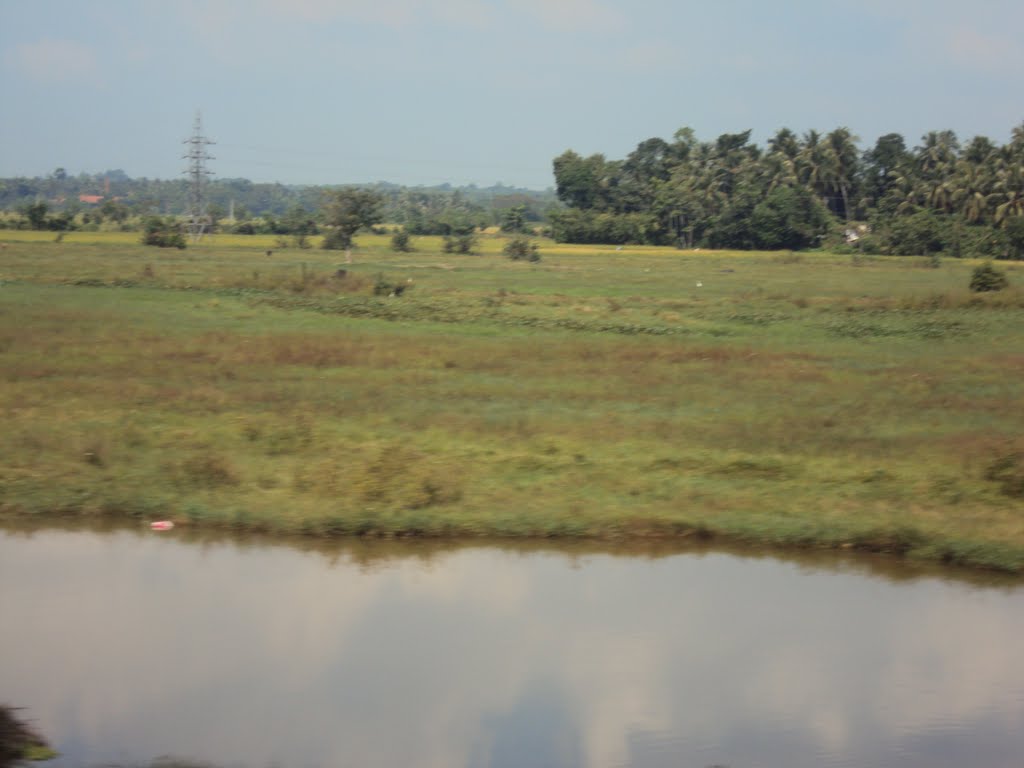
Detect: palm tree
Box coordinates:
(764, 128, 800, 192)
(767, 127, 800, 160)
(916, 130, 960, 179)
(824, 127, 860, 219)
(1006, 121, 1024, 164)
(797, 130, 828, 203)
(911, 131, 960, 216)
(993, 161, 1024, 226)
(953, 160, 994, 224)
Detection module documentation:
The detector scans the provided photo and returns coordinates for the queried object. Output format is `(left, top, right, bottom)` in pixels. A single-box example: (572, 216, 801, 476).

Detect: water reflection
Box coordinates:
(2, 524, 1023, 768)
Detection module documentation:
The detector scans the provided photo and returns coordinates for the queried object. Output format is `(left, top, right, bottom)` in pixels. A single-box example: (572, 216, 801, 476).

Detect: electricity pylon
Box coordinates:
(182, 111, 215, 242)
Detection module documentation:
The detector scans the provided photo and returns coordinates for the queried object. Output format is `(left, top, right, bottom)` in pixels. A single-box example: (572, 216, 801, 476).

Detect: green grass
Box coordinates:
(2, 231, 1023, 571)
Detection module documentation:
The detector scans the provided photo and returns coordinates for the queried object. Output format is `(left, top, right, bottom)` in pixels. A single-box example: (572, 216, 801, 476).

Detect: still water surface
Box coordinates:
(2, 525, 1023, 768)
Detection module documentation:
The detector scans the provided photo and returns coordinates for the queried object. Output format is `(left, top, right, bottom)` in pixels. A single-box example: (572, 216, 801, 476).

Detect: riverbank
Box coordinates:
(1, 234, 1022, 571)
(0, 705, 56, 764)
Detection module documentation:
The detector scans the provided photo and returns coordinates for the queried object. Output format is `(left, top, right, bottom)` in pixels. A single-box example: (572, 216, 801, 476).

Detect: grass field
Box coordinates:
(2, 230, 1023, 571)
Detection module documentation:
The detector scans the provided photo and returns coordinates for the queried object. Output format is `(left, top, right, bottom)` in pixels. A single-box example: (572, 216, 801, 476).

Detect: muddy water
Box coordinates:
(2, 525, 1023, 768)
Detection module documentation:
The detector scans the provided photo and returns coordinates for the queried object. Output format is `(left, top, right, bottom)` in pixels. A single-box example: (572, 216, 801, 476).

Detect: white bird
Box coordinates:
(696, 281, 703, 288)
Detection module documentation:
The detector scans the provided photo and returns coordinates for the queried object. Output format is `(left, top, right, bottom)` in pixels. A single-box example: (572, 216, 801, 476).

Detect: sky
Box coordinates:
(1, 0, 1022, 190)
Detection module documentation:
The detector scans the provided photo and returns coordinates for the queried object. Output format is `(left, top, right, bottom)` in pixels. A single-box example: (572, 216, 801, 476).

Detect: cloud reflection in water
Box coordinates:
(1, 528, 1022, 768)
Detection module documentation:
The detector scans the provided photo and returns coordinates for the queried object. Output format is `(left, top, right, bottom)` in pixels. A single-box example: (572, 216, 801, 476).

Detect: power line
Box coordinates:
(182, 111, 215, 242)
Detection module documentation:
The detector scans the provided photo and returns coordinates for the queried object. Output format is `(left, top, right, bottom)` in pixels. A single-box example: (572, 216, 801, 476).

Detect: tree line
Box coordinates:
(0, 172, 554, 237)
(551, 124, 1024, 258)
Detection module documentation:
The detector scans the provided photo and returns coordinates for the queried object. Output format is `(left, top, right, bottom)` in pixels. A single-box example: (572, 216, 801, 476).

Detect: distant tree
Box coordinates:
(1002, 216, 1024, 260)
(24, 201, 48, 230)
(864, 134, 909, 197)
(283, 203, 317, 236)
(993, 163, 1024, 227)
(823, 127, 860, 219)
(552, 150, 618, 210)
(618, 137, 673, 212)
(501, 205, 528, 233)
(963, 135, 997, 165)
(750, 185, 831, 250)
(320, 188, 383, 258)
(99, 198, 129, 224)
(767, 127, 800, 160)
(881, 210, 948, 255)
(206, 203, 226, 232)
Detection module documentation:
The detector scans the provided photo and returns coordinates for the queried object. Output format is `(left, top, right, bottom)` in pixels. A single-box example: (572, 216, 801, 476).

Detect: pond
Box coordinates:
(2, 525, 1023, 768)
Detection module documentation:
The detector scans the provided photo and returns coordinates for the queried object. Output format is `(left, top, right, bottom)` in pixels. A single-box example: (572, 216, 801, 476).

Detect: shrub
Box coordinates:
(373, 274, 410, 297)
(548, 208, 659, 245)
(880, 210, 949, 255)
(391, 230, 413, 252)
(320, 229, 352, 251)
(442, 234, 476, 254)
(141, 217, 186, 249)
(969, 262, 1009, 292)
(503, 236, 540, 262)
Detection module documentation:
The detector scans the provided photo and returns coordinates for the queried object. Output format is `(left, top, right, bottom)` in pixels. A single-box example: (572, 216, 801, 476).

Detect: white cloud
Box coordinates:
(6, 38, 100, 84)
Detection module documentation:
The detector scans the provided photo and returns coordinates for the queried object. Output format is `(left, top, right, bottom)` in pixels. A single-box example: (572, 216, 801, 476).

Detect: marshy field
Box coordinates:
(1, 230, 1022, 571)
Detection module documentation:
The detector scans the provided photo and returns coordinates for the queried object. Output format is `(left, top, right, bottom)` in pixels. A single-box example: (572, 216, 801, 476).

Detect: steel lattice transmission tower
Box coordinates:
(182, 111, 215, 242)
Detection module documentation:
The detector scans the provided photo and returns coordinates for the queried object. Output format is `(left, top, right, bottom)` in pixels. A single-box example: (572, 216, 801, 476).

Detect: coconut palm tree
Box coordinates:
(797, 130, 829, 204)
(953, 160, 995, 224)
(767, 127, 800, 160)
(824, 127, 860, 220)
(987, 152, 1022, 222)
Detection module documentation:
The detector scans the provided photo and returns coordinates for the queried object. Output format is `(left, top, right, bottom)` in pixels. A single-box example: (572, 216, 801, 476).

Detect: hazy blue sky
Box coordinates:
(1, 0, 1021, 189)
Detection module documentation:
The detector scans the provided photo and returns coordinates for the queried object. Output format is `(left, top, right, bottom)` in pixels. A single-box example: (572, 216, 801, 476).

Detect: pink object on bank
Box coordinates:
(150, 521, 175, 531)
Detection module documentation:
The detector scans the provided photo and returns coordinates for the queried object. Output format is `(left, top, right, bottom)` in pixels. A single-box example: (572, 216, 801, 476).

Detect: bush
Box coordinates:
(373, 274, 410, 297)
(548, 208, 659, 245)
(503, 236, 540, 262)
(442, 234, 476, 254)
(141, 217, 186, 249)
(749, 185, 832, 251)
(391, 230, 413, 252)
(879, 210, 949, 256)
(320, 229, 352, 251)
(969, 262, 1009, 292)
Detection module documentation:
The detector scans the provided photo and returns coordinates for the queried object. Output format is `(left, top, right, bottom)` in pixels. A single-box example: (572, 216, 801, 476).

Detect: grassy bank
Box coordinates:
(1, 232, 1023, 571)
(0, 705, 56, 764)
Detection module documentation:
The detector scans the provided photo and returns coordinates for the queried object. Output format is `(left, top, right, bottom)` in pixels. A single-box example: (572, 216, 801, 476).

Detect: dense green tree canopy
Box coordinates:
(320, 188, 384, 251)
(550, 122, 1024, 257)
